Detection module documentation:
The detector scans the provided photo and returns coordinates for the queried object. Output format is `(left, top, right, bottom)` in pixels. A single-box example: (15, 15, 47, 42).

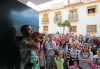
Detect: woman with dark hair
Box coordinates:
(56, 38, 69, 69)
(65, 37, 70, 46)
(91, 37, 100, 55)
(40, 36, 46, 51)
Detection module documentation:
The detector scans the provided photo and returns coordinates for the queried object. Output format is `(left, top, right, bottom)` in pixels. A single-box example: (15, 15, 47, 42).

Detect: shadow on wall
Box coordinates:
(0, 0, 39, 69)
(0, 18, 21, 69)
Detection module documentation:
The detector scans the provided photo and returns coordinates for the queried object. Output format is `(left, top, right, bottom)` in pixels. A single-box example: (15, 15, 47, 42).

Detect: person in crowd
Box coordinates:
(39, 50, 46, 69)
(68, 59, 80, 69)
(19, 25, 40, 69)
(67, 41, 79, 66)
(54, 35, 57, 42)
(69, 35, 79, 46)
(91, 37, 100, 55)
(83, 35, 87, 43)
(45, 34, 56, 69)
(56, 38, 60, 46)
(87, 34, 91, 40)
(55, 35, 61, 46)
(54, 50, 64, 69)
(53, 35, 60, 46)
(78, 35, 84, 50)
(65, 37, 70, 47)
(56, 38, 69, 69)
(40, 36, 46, 51)
(59, 34, 63, 40)
(93, 48, 100, 69)
(75, 34, 78, 40)
(78, 43, 93, 69)
(84, 37, 92, 49)
(66, 33, 69, 38)
(56, 31, 59, 35)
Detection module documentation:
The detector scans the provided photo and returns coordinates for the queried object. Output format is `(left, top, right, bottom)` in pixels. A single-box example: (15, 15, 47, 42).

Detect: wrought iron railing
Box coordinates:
(54, 16, 62, 21)
(42, 18, 49, 22)
(68, 14, 78, 20)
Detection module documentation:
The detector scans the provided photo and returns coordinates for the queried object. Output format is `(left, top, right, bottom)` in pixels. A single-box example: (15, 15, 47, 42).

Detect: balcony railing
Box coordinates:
(42, 18, 49, 22)
(68, 14, 78, 20)
(87, 28, 97, 32)
(54, 16, 62, 21)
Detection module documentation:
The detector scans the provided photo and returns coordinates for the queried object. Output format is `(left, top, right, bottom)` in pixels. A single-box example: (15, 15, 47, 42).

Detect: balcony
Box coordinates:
(54, 15, 62, 23)
(68, 14, 79, 22)
(42, 18, 49, 24)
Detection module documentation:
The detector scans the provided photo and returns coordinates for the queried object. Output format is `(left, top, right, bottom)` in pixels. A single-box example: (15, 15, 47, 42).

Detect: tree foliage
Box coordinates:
(58, 20, 71, 27)
(57, 20, 71, 34)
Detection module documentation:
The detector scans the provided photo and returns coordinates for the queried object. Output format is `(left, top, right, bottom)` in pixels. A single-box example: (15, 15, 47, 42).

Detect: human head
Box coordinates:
(85, 37, 89, 43)
(72, 35, 75, 40)
(49, 34, 54, 41)
(74, 60, 79, 67)
(39, 50, 44, 56)
(60, 39, 66, 46)
(82, 43, 90, 52)
(43, 36, 46, 42)
(58, 50, 64, 58)
(91, 37, 100, 46)
(20, 25, 33, 37)
(40, 36, 46, 45)
(65, 37, 69, 43)
(97, 48, 100, 56)
(71, 41, 78, 49)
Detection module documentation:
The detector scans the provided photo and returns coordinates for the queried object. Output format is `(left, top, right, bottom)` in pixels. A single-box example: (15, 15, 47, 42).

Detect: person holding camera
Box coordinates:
(19, 25, 40, 69)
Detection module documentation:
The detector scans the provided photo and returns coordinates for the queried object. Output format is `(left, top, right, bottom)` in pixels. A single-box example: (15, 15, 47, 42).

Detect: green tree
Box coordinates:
(58, 20, 71, 34)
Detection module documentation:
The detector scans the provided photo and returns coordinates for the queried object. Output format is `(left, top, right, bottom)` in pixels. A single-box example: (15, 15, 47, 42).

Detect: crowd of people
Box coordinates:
(18, 24, 100, 69)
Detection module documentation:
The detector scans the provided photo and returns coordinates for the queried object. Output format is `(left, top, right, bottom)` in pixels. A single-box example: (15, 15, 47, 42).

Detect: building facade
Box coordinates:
(39, 0, 100, 36)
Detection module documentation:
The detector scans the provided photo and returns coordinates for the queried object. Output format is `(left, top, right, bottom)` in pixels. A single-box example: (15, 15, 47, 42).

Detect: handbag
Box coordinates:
(25, 50, 34, 68)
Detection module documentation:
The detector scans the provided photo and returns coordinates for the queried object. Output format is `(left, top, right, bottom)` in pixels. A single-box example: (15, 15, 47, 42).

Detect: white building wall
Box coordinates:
(39, 2, 100, 36)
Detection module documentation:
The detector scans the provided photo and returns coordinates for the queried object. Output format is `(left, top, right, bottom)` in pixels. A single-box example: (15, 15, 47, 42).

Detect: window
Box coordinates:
(87, 5, 97, 16)
(69, 11, 77, 19)
(68, 9, 78, 22)
(88, 8, 95, 14)
(42, 14, 49, 23)
(54, 11, 62, 22)
(55, 14, 62, 21)
(87, 25, 97, 32)
(69, 26, 77, 32)
(43, 26, 48, 31)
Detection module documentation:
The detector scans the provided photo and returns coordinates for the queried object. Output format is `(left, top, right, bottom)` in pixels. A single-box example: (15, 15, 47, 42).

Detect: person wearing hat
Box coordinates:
(19, 25, 41, 69)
